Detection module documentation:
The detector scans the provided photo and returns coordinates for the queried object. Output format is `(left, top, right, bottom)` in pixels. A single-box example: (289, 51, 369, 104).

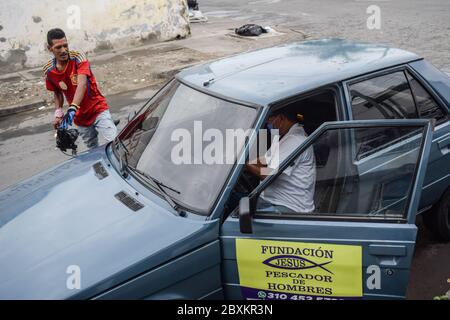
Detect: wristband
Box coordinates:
(68, 103, 80, 113)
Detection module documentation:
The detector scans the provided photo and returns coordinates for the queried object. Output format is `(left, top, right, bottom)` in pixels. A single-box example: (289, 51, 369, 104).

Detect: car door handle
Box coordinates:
(369, 244, 407, 256)
(438, 136, 450, 155)
(369, 244, 407, 267)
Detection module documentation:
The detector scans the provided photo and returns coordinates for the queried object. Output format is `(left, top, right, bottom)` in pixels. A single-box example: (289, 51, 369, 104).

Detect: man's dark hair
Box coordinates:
(47, 28, 66, 46)
(271, 105, 299, 122)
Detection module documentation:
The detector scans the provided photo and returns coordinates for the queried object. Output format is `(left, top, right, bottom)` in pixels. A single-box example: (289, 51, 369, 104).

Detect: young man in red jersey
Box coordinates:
(44, 28, 117, 149)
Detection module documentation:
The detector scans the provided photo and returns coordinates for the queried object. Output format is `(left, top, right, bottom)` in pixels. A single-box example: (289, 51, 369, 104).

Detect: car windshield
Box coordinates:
(114, 80, 259, 214)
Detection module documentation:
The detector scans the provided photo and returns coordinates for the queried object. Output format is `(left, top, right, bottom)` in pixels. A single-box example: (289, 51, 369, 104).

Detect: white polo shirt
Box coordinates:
(261, 123, 316, 213)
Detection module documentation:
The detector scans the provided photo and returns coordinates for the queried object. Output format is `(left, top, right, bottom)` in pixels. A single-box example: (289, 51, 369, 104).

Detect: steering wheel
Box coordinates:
(235, 167, 257, 192)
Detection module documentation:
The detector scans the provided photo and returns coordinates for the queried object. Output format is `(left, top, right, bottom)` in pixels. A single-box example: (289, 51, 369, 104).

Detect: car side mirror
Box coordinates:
(239, 197, 254, 234)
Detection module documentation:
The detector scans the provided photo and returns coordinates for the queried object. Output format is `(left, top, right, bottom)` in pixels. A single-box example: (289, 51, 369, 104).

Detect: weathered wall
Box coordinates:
(0, 0, 190, 73)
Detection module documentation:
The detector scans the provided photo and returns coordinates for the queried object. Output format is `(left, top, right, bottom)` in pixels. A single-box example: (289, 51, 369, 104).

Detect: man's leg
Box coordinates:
(257, 197, 294, 214)
(94, 109, 118, 143)
(77, 124, 99, 149)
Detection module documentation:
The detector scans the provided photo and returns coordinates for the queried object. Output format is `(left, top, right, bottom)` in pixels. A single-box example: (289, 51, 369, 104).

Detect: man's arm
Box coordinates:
(246, 162, 268, 180)
(71, 74, 87, 107)
(246, 155, 274, 180)
(53, 91, 64, 128)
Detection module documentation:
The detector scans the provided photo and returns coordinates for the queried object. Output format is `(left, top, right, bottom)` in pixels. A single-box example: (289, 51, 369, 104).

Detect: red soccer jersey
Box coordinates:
(43, 50, 109, 127)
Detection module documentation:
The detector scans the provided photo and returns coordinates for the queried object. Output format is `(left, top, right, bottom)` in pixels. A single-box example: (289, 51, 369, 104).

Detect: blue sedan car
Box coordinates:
(0, 39, 449, 300)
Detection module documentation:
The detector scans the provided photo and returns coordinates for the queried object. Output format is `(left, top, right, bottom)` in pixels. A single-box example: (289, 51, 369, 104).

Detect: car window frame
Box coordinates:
(341, 65, 448, 171)
(242, 120, 432, 224)
(268, 84, 346, 122)
(345, 67, 420, 120)
(262, 84, 346, 177)
(224, 85, 344, 221)
(405, 67, 450, 124)
(343, 64, 450, 124)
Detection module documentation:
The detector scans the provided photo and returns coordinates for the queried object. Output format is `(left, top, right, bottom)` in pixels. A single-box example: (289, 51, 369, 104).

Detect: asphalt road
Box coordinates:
(0, 87, 156, 191)
(201, 0, 450, 73)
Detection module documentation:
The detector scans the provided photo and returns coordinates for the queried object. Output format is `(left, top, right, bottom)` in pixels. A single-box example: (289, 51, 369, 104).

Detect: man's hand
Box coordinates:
(53, 117, 63, 129)
(53, 108, 64, 129)
(246, 160, 269, 180)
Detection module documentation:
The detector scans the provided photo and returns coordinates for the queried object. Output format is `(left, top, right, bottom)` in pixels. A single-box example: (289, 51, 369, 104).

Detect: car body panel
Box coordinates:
(0, 148, 220, 299)
(221, 120, 434, 300)
(409, 60, 450, 110)
(408, 60, 450, 209)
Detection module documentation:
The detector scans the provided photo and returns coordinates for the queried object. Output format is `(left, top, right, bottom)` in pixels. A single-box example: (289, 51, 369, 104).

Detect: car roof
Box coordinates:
(177, 38, 421, 106)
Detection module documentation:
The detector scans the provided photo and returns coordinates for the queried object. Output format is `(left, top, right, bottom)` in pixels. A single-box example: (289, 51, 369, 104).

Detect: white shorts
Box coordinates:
(77, 109, 117, 149)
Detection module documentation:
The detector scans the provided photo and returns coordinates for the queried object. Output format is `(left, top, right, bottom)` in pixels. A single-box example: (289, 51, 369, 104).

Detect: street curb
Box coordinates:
(0, 100, 47, 118)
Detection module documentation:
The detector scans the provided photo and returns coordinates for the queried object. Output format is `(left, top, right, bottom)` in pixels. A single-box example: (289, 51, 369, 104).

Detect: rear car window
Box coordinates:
(348, 71, 419, 152)
(406, 71, 446, 121)
(349, 71, 418, 120)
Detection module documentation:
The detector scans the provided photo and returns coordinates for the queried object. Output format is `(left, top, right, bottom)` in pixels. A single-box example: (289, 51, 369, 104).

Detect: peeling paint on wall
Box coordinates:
(0, 0, 190, 73)
(0, 49, 27, 72)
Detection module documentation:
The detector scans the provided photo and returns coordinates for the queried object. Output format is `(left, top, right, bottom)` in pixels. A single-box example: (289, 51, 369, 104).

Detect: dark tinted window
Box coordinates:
(406, 71, 446, 121)
(349, 71, 420, 152)
(350, 71, 418, 120)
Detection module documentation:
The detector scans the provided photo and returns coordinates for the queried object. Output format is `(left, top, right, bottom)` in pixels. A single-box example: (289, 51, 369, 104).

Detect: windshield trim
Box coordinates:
(176, 76, 262, 110)
(205, 105, 263, 217)
(132, 78, 177, 121)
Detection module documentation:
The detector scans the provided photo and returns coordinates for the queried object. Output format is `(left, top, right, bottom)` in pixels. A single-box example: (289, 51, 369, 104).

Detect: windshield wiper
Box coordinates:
(127, 166, 185, 216)
(129, 166, 180, 195)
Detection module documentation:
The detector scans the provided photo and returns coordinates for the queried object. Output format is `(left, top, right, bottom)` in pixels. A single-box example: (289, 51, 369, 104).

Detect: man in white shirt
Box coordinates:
(246, 107, 316, 213)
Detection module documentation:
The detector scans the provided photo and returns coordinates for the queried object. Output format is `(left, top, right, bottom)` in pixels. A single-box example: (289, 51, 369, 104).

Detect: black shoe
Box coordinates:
(114, 119, 120, 126)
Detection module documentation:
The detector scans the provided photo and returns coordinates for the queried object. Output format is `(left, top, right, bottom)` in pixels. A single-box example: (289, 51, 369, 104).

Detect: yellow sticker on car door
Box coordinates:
(236, 238, 363, 300)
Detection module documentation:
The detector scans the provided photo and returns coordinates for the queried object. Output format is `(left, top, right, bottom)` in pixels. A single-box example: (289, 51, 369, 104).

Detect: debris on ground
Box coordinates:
(235, 24, 268, 37)
(229, 25, 284, 40)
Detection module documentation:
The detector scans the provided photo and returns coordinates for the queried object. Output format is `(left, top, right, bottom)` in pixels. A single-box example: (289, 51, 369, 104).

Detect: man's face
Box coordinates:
(48, 38, 69, 62)
(267, 114, 282, 130)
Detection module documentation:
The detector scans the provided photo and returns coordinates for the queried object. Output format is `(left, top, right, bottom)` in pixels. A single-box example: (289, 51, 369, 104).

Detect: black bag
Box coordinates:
(235, 24, 268, 37)
(56, 127, 79, 153)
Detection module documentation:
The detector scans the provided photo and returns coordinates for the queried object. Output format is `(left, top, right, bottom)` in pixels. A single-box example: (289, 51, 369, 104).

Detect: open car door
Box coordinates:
(220, 120, 433, 300)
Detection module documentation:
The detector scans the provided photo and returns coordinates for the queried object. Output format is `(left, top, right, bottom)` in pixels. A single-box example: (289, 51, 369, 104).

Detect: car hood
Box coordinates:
(0, 147, 217, 299)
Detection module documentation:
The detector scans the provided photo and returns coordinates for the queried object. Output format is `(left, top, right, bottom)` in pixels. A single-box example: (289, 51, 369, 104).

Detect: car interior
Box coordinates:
(226, 89, 339, 216)
(226, 86, 419, 219)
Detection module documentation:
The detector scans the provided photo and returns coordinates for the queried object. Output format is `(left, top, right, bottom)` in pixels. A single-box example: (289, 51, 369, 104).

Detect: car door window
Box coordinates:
(350, 71, 418, 120)
(406, 70, 446, 122)
(348, 71, 421, 155)
(255, 124, 426, 220)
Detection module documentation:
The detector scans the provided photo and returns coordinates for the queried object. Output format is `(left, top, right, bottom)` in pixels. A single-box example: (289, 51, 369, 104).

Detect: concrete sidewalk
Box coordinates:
(0, 17, 305, 116)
